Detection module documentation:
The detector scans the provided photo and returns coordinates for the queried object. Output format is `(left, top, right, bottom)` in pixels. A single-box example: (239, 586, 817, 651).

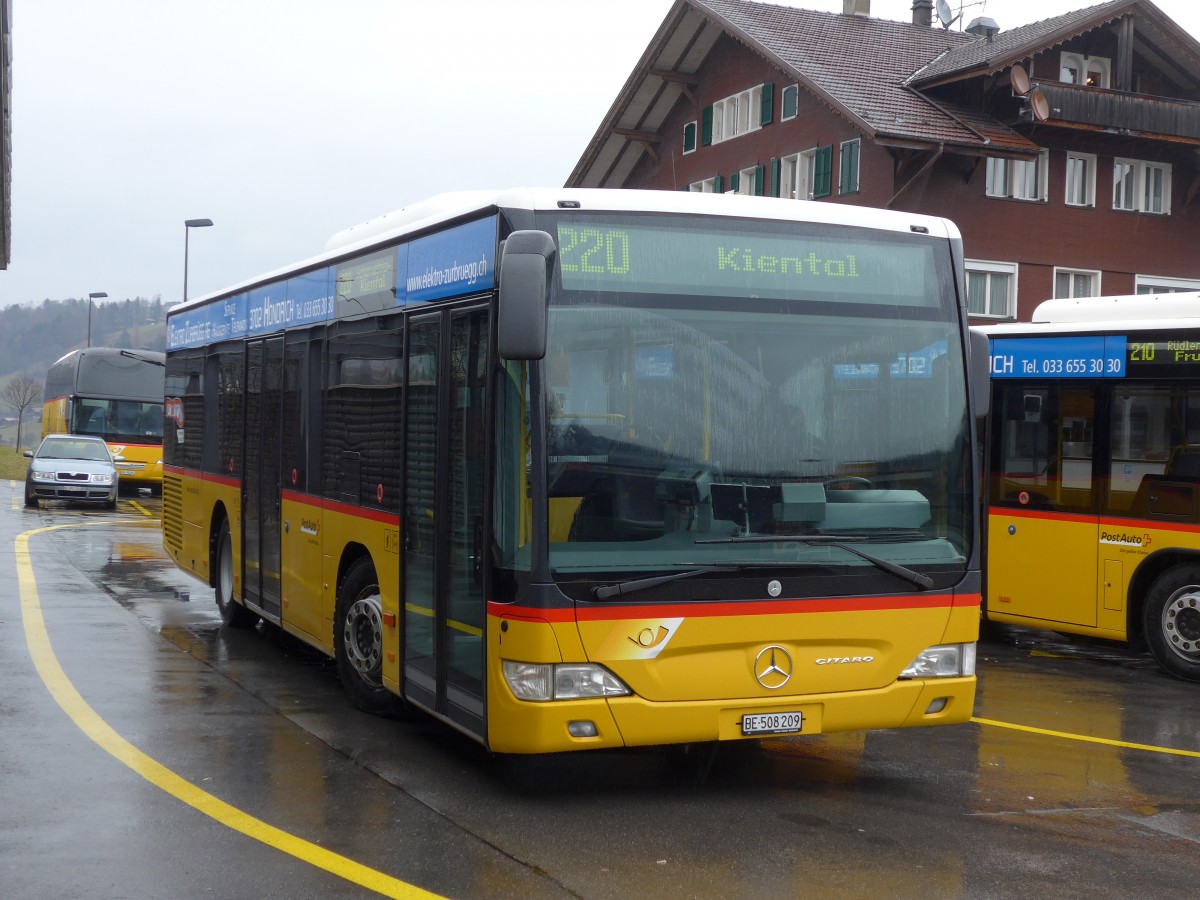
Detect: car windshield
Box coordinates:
(41, 440, 110, 462)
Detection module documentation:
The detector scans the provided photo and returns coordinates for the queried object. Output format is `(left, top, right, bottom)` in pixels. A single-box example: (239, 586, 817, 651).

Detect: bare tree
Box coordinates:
(1, 376, 44, 452)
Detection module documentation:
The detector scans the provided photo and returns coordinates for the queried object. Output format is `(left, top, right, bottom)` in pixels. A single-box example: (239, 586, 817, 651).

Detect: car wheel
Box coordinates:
(1143, 565, 1200, 683)
(25, 490, 38, 509)
(214, 518, 258, 629)
(335, 556, 400, 715)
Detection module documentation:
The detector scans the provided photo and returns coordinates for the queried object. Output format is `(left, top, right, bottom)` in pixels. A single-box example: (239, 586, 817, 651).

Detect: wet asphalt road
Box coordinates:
(2, 485, 1200, 899)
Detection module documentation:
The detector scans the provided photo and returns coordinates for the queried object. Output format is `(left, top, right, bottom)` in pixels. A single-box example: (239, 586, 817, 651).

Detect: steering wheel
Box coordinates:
(824, 475, 874, 490)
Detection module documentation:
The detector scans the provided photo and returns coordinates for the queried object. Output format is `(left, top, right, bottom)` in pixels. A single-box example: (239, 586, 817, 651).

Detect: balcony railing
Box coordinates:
(1038, 82, 1200, 141)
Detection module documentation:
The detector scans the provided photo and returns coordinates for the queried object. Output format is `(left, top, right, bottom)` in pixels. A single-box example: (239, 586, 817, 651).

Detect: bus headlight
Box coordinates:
(502, 660, 632, 702)
(899, 643, 976, 679)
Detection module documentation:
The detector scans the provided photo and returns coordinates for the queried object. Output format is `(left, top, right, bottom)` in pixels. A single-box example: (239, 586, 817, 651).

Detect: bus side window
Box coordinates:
(992, 384, 1094, 514)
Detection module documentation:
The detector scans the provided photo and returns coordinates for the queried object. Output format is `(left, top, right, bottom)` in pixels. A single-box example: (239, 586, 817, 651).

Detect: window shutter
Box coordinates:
(770, 158, 781, 197)
(713, 173, 723, 193)
(760, 83, 774, 126)
(683, 122, 697, 154)
(729, 171, 741, 193)
(814, 146, 833, 198)
(754, 164, 765, 196)
(701, 105, 713, 146)
(840, 140, 860, 194)
(782, 85, 798, 120)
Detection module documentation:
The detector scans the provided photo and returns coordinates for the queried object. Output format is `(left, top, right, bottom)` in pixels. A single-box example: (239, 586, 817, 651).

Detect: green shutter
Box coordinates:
(770, 158, 781, 197)
(814, 145, 833, 198)
(701, 105, 713, 146)
(782, 85, 798, 120)
(760, 83, 774, 126)
(840, 139, 860, 194)
(729, 171, 741, 193)
(683, 121, 697, 154)
(754, 164, 765, 196)
(713, 173, 723, 193)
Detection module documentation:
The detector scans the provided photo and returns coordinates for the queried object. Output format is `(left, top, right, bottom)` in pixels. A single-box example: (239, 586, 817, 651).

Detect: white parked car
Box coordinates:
(25, 434, 121, 510)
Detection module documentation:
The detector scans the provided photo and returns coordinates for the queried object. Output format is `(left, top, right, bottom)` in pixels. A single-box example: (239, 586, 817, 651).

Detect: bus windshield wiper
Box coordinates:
(696, 534, 934, 591)
(591, 565, 740, 600)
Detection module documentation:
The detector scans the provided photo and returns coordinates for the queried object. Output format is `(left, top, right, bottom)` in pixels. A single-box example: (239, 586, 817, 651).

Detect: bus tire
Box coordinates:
(1143, 565, 1200, 683)
(215, 519, 258, 629)
(335, 557, 399, 715)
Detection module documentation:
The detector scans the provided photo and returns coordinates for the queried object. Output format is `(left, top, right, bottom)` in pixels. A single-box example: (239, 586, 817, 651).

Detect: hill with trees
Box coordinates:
(0, 296, 169, 450)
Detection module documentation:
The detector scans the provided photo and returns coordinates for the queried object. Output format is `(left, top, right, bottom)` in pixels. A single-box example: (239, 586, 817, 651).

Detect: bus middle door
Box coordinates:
(243, 336, 284, 621)
(988, 383, 1099, 628)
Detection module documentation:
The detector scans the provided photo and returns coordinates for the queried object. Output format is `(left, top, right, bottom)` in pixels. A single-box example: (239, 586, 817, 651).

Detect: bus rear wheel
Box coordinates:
(1144, 565, 1200, 683)
(215, 519, 258, 629)
(336, 557, 399, 715)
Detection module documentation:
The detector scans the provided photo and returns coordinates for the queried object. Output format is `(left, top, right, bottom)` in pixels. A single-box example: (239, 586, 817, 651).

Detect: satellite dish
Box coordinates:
(936, 0, 954, 28)
(1010, 65, 1031, 97)
(1029, 89, 1051, 122)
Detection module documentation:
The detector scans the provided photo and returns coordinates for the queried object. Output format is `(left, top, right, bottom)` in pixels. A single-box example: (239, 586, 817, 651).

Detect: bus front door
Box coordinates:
(402, 307, 488, 740)
(243, 336, 284, 620)
(988, 384, 1100, 628)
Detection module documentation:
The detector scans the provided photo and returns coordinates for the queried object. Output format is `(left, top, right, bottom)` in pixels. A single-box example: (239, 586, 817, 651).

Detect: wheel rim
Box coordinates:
(1161, 586, 1200, 664)
(343, 588, 384, 686)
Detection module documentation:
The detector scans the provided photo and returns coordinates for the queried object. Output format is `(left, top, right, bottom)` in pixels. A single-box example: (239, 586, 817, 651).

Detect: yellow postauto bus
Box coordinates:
(164, 188, 988, 754)
(43, 347, 166, 490)
(983, 292, 1200, 683)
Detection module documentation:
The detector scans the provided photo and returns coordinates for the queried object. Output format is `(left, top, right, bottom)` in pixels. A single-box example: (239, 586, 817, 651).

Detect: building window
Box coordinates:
(966, 261, 1017, 319)
(986, 150, 1047, 201)
(1065, 152, 1096, 207)
(839, 139, 860, 195)
(779, 152, 807, 200)
(779, 147, 831, 200)
(1135, 276, 1200, 294)
(1054, 267, 1101, 299)
(683, 122, 697, 155)
(781, 84, 799, 120)
(1060, 52, 1110, 88)
(688, 175, 723, 193)
(705, 84, 771, 144)
(1114, 158, 1171, 215)
(728, 166, 765, 196)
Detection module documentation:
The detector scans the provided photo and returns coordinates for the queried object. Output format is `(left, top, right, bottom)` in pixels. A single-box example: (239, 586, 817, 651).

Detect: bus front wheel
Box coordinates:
(335, 557, 399, 715)
(1143, 566, 1200, 683)
(215, 519, 258, 629)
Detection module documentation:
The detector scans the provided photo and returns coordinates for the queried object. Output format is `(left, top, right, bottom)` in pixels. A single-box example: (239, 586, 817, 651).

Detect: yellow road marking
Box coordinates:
(972, 716, 1200, 758)
(16, 522, 443, 899)
(127, 499, 154, 517)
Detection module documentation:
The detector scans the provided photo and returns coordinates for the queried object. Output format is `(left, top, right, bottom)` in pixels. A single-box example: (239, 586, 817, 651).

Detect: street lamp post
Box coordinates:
(183, 218, 214, 303)
(86, 291, 108, 348)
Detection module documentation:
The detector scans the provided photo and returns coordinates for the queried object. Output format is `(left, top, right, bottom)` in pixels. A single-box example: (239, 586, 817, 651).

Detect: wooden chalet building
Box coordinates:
(566, 0, 1200, 322)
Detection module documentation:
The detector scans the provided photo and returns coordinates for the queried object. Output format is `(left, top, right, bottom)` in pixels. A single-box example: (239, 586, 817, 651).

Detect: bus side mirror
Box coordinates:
(497, 230, 556, 361)
(969, 328, 991, 419)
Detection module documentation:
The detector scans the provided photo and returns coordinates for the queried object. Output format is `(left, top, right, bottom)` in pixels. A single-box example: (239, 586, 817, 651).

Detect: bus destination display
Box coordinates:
(989, 335, 1127, 379)
(555, 219, 939, 307)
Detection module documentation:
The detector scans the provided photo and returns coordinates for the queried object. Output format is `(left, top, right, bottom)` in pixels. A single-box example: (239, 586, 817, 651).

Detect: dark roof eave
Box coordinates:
(873, 136, 1041, 159)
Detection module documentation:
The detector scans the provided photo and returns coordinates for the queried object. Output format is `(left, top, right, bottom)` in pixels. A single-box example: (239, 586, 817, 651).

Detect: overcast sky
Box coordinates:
(3, 0, 1198, 308)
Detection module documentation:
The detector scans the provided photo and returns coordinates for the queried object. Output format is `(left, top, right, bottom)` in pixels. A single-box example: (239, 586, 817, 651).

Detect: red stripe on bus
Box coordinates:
(987, 506, 1097, 526)
(163, 465, 241, 489)
(281, 490, 400, 526)
(489, 593, 977, 622)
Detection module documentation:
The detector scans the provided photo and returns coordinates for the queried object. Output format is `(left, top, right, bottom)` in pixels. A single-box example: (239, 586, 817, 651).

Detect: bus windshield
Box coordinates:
(536, 214, 971, 586)
(73, 397, 164, 443)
